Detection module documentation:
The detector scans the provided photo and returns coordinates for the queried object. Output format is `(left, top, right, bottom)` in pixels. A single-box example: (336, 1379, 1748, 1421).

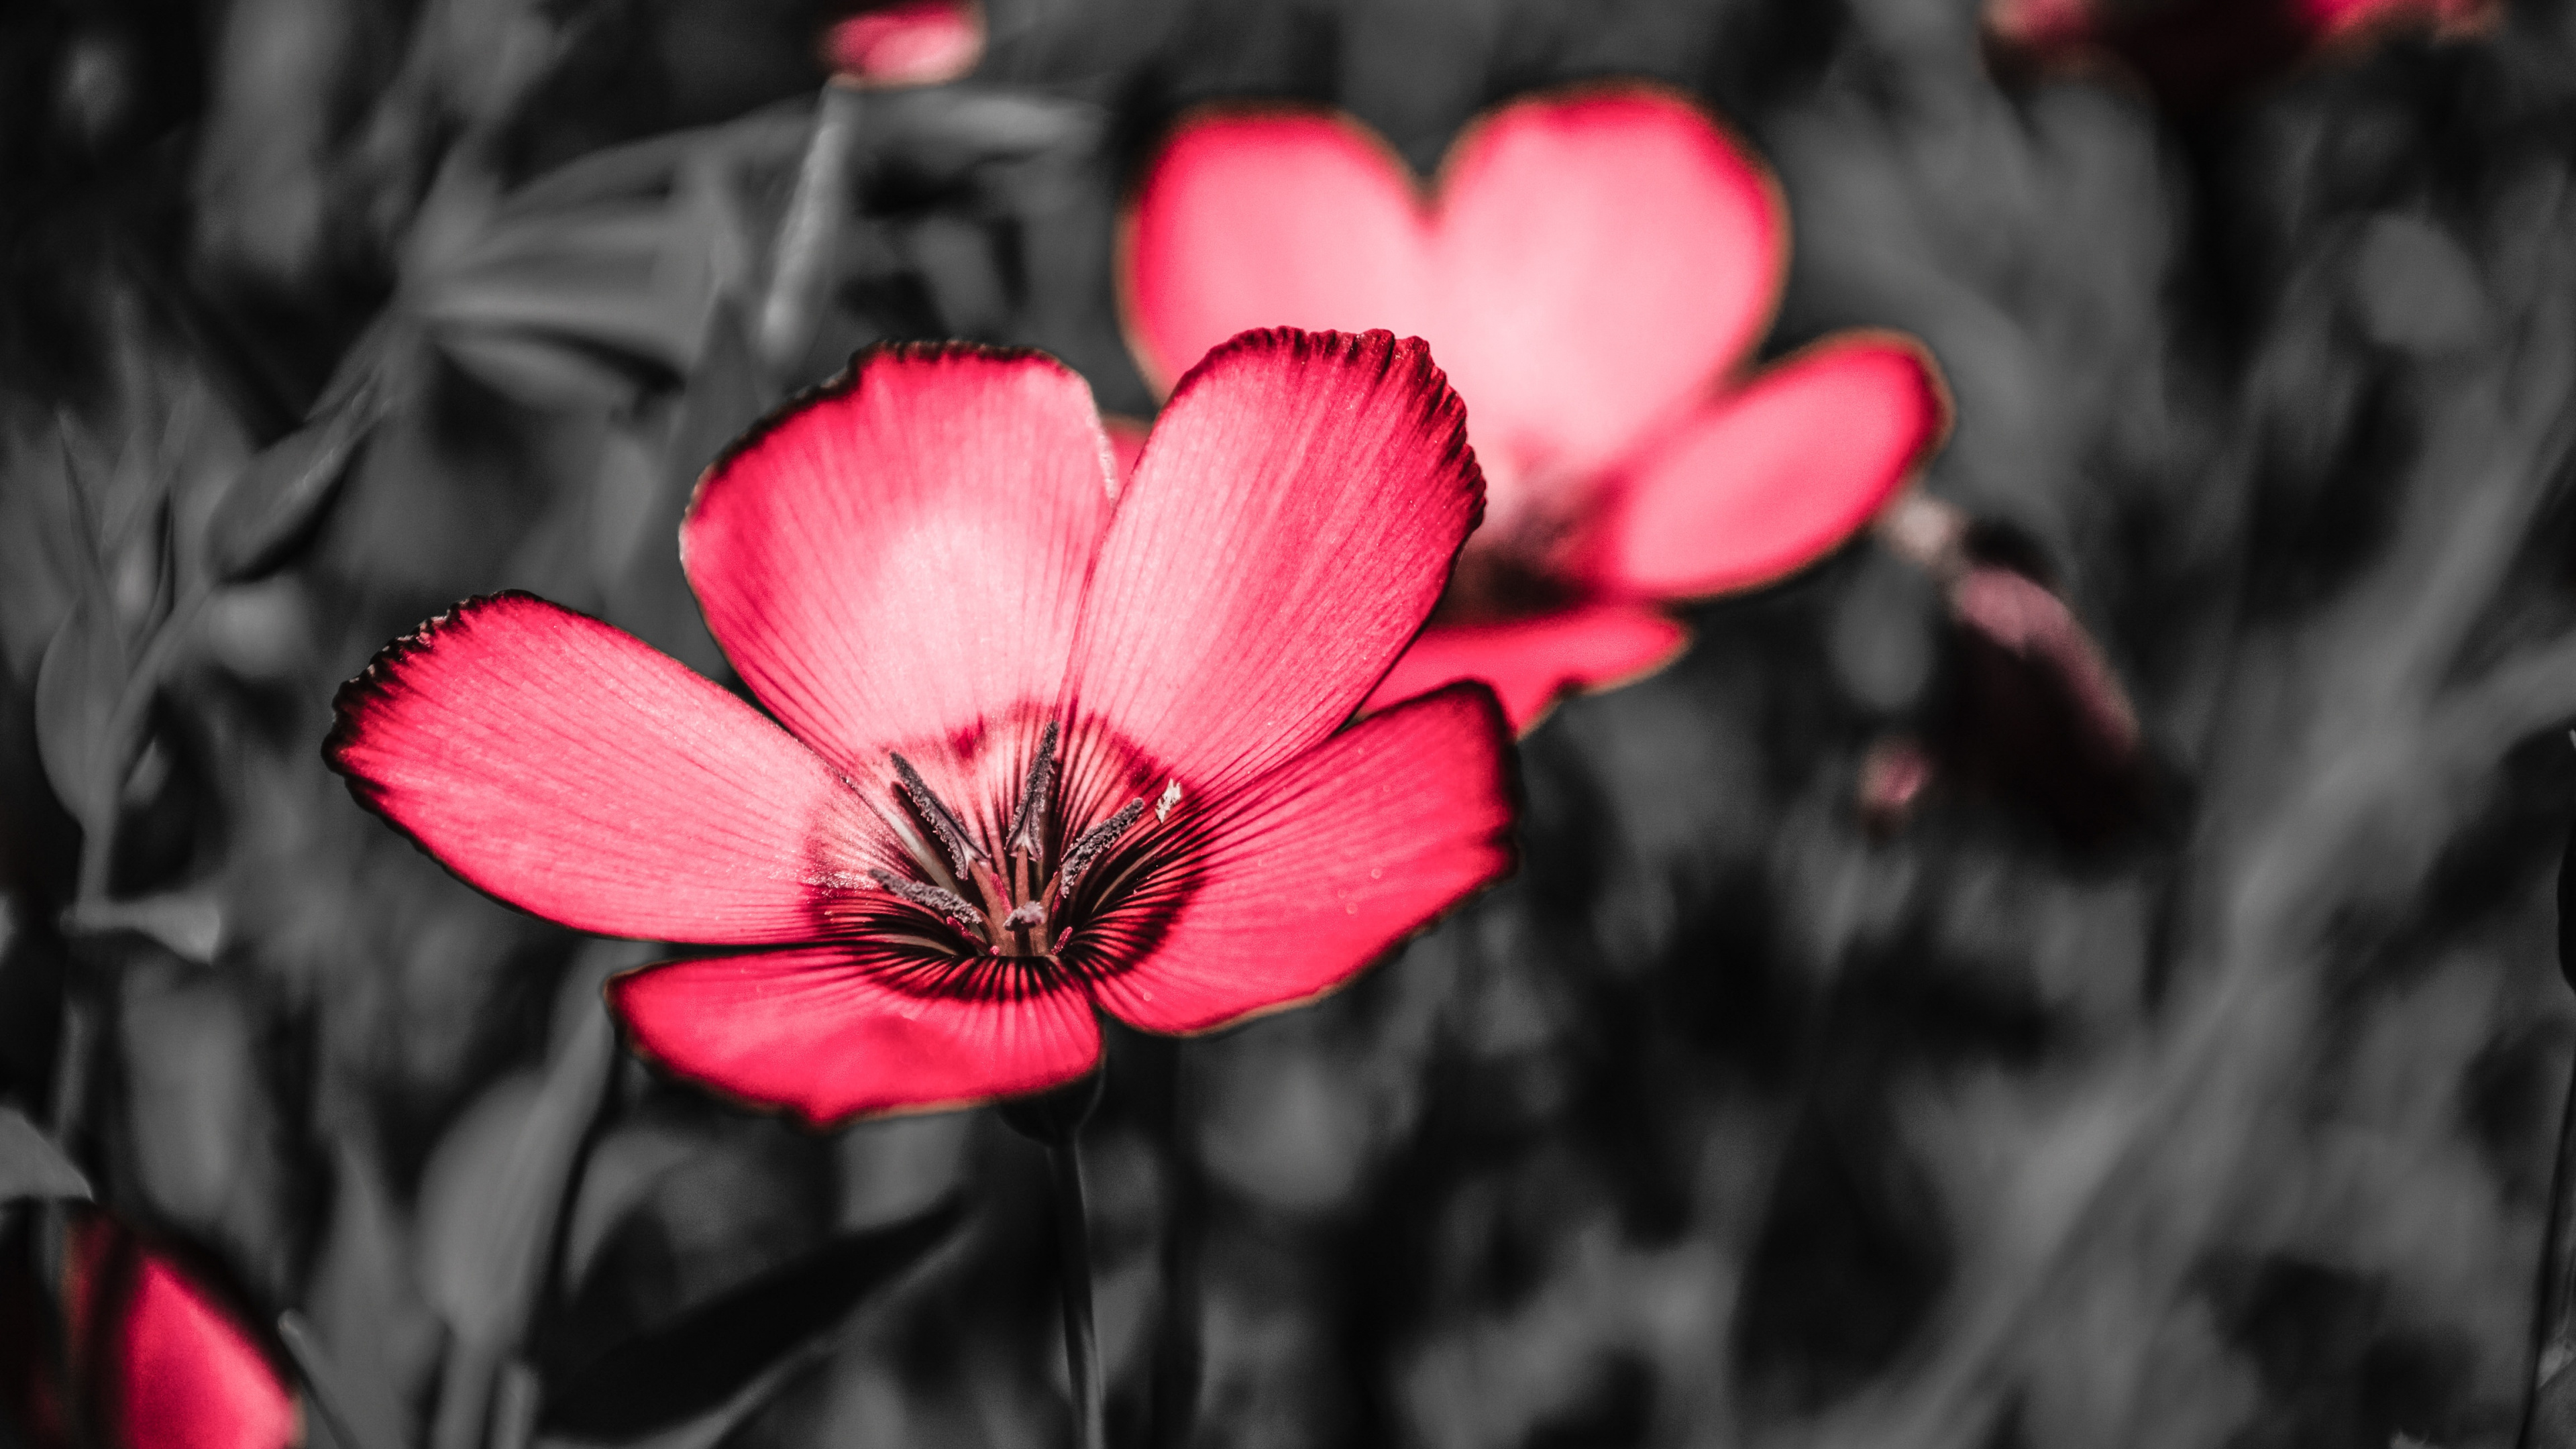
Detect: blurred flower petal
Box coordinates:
(1126, 87, 1781, 518)
(68, 1217, 295, 1449)
(1595, 334, 1949, 599)
(1363, 604, 1688, 734)
(823, 0, 983, 87)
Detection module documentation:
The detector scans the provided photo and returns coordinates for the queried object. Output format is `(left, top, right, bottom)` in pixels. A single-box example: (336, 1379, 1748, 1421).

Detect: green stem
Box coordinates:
(1048, 1135, 1106, 1449)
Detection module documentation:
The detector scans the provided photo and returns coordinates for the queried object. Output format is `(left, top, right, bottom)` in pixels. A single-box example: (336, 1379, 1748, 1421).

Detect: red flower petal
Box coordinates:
(823, 0, 983, 86)
(1124, 111, 1424, 395)
(1362, 604, 1690, 734)
(329, 594, 849, 944)
(684, 345, 1118, 783)
(1124, 87, 1781, 523)
(1099, 413, 1150, 484)
(1067, 329, 1481, 798)
(610, 947, 1101, 1124)
(68, 1218, 294, 1449)
(1593, 334, 1948, 600)
(1082, 684, 1513, 1035)
(115, 1258, 296, 1449)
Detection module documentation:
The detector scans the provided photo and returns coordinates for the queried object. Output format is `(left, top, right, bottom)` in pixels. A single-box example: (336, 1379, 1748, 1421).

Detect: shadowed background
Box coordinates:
(5, 0, 2576, 1446)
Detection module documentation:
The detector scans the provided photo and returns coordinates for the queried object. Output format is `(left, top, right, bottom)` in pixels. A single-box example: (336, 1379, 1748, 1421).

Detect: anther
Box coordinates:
(1006, 720, 1059, 859)
(868, 869, 987, 931)
(1156, 780, 1182, 822)
(1002, 901, 1046, 930)
(890, 753, 989, 873)
(1059, 799, 1144, 896)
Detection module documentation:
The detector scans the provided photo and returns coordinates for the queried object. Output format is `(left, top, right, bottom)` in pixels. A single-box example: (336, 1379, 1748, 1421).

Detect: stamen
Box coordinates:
(1059, 799, 1144, 896)
(1005, 720, 1059, 859)
(868, 869, 987, 931)
(1156, 779, 1182, 822)
(890, 753, 989, 873)
(862, 794, 961, 895)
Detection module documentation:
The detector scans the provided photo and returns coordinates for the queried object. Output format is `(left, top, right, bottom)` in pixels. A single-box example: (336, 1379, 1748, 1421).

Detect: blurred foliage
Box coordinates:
(7, 0, 2576, 1447)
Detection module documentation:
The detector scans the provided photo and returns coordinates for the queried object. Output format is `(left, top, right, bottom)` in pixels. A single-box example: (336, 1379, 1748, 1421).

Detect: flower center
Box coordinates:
(864, 720, 1170, 959)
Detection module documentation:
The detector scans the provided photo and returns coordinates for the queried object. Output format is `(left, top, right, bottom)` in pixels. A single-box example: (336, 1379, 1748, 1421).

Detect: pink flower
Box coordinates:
(12, 1216, 299, 1449)
(1122, 85, 1951, 731)
(1984, 0, 2494, 106)
(328, 331, 1515, 1124)
(822, 0, 983, 87)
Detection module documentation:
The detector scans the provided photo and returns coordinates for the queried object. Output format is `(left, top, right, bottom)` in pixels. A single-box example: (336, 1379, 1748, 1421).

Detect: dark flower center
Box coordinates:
(862, 720, 1171, 960)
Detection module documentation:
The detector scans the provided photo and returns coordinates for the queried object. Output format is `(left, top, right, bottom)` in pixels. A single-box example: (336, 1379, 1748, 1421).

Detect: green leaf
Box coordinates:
(415, 952, 623, 1354)
(0, 1106, 91, 1203)
(535, 1197, 964, 1441)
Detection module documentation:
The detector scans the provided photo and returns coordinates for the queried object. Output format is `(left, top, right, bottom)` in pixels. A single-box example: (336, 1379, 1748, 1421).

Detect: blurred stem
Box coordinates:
(36, 996, 96, 1449)
(1144, 1044, 1203, 1449)
(431, 1339, 499, 1449)
(2518, 1052, 2576, 1448)
(74, 584, 212, 907)
(758, 82, 865, 376)
(1048, 1136, 1108, 1449)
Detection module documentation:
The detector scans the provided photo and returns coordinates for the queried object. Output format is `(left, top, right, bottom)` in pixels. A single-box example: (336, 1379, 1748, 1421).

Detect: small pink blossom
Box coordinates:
(1123, 85, 1951, 730)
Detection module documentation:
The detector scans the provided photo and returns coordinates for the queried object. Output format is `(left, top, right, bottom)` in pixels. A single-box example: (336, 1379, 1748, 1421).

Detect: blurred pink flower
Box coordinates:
(4, 1216, 299, 1449)
(823, 0, 983, 87)
(1984, 0, 2495, 105)
(1122, 85, 1951, 731)
(329, 331, 1515, 1124)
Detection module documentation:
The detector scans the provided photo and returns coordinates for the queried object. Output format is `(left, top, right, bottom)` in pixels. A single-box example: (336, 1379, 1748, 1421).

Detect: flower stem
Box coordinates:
(758, 81, 864, 376)
(2519, 1050, 2576, 1447)
(2524, 810, 2576, 1448)
(1047, 1134, 1107, 1449)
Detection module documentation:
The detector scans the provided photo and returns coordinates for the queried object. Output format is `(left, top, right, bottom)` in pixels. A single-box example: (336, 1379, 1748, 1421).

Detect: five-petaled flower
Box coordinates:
(328, 329, 1516, 1124)
(1122, 84, 1952, 731)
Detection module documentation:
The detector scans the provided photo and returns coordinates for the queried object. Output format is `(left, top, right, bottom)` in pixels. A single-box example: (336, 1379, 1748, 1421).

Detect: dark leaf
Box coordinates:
(2558, 775, 2575, 994)
(535, 1197, 965, 1441)
(0, 1105, 91, 1202)
(209, 376, 386, 583)
(280, 1311, 407, 1449)
(34, 596, 128, 833)
(418, 201, 712, 410)
(304, 1142, 438, 1449)
(417, 951, 623, 1354)
(536, 1339, 822, 1449)
(63, 892, 224, 962)
(870, 86, 1102, 181)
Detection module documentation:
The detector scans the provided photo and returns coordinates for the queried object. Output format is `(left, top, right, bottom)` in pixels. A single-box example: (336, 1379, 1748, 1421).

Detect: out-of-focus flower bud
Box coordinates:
(822, 0, 984, 88)
(1983, 0, 2496, 109)
(1874, 492, 2155, 847)
(1858, 733, 1937, 837)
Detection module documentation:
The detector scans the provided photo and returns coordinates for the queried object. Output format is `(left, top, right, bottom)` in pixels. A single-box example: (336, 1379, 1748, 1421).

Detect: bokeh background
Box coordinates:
(7, 0, 2576, 1445)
